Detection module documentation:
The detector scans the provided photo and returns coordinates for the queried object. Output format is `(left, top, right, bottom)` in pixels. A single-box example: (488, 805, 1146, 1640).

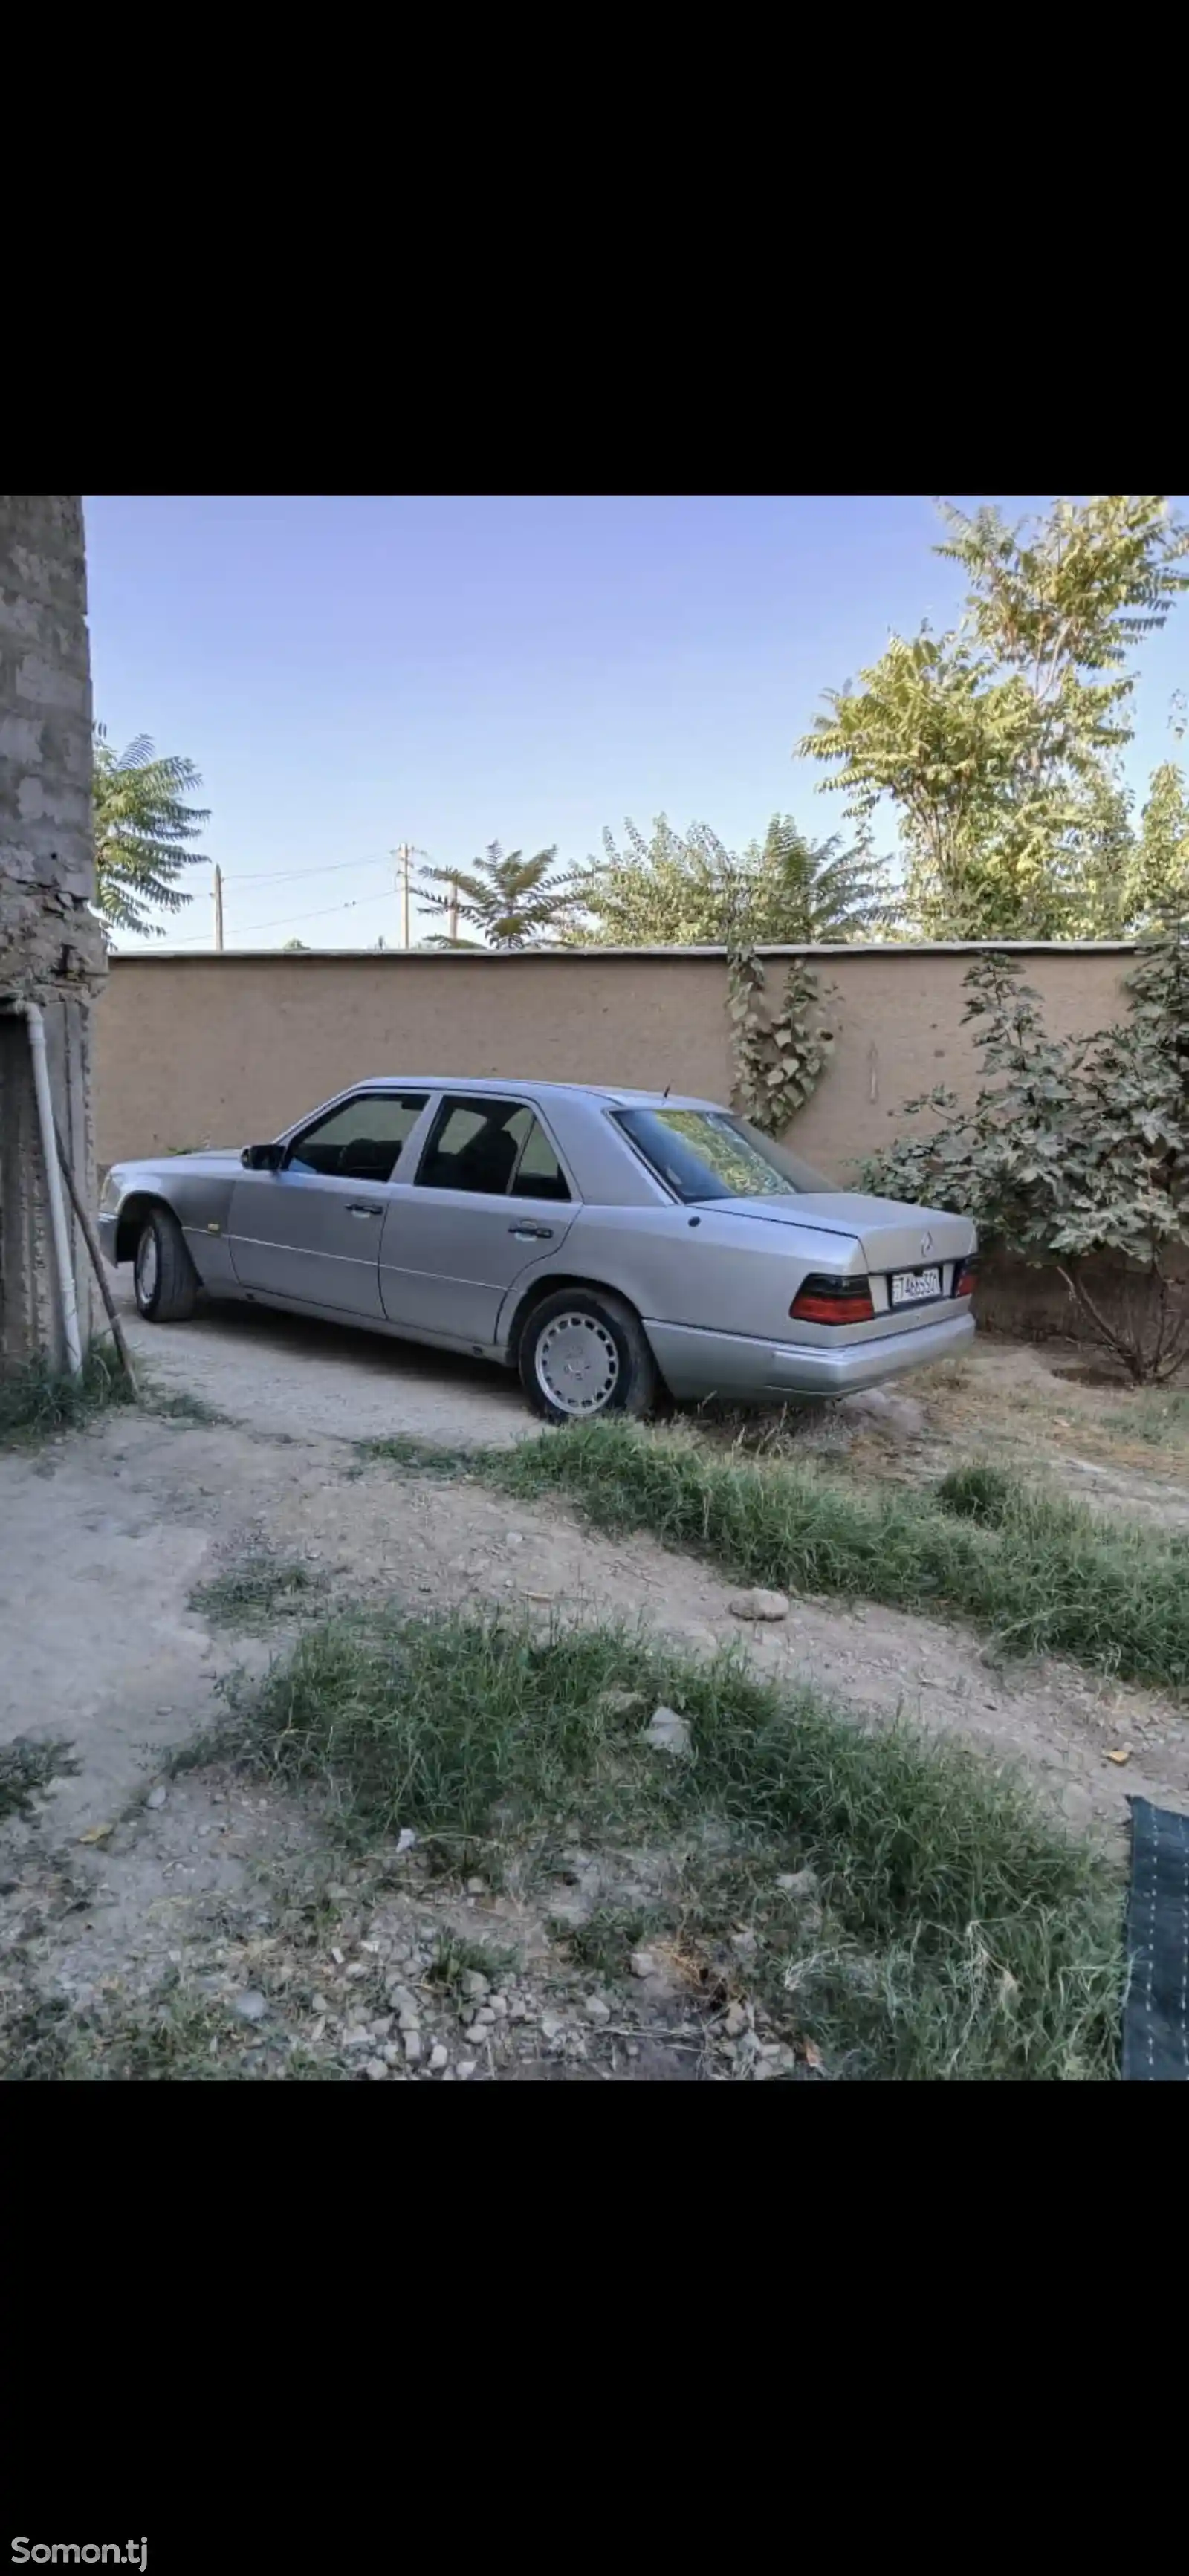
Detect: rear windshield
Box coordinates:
(614, 1107, 829, 1204)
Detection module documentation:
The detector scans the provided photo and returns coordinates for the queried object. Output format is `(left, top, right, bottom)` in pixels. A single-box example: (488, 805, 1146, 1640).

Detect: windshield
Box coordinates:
(614, 1107, 829, 1204)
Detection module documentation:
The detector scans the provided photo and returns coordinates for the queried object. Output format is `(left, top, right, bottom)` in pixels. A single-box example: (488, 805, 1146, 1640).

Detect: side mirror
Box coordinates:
(242, 1142, 284, 1171)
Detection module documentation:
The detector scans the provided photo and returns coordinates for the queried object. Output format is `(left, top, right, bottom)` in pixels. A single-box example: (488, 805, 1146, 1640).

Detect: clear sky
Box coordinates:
(82, 495, 1189, 953)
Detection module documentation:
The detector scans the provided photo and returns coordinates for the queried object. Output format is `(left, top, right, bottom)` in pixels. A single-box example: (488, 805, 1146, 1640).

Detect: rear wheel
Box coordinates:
(519, 1288, 657, 1424)
(133, 1207, 199, 1323)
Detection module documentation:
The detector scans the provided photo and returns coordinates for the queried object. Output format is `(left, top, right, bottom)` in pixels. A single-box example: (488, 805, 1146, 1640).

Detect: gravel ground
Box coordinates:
(117, 1276, 531, 1450)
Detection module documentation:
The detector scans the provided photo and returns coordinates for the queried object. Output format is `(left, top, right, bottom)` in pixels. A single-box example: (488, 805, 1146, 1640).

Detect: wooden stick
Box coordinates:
(52, 1117, 139, 1398)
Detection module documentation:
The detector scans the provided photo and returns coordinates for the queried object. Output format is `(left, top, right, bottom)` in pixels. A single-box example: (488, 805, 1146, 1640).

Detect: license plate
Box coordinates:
(891, 1265, 942, 1306)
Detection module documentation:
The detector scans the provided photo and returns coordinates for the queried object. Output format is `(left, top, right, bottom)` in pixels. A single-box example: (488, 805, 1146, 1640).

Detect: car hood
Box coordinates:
(119, 1150, 244, 1183)
(713, 1193, 975, 1270)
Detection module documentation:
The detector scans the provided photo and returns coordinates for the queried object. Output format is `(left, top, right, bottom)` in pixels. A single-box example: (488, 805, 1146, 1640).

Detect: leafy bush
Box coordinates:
(860, 938, 1189, 1382)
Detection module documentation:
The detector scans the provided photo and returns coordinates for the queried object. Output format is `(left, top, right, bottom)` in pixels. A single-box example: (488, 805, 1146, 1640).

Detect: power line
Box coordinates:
(146, 889, 395, 947)
(227, 854, 396, 889)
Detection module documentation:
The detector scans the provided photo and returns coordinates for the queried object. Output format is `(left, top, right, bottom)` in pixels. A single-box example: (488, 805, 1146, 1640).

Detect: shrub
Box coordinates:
(860, 937, 1189, 1382)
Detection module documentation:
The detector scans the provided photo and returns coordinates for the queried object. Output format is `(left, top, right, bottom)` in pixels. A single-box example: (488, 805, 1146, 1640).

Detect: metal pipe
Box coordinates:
(1, 999, 84, 1375)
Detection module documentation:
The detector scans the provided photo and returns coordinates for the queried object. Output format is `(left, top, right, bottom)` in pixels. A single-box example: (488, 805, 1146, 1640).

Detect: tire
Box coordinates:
(519, 1287, 658, 1425)
(133, 1206, 199, 1323)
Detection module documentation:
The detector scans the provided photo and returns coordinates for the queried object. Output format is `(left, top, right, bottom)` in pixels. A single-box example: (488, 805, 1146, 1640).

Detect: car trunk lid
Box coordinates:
(713, 1193, 975, 1276)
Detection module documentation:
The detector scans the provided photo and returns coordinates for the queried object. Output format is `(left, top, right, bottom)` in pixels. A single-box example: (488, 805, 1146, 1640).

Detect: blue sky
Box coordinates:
(83, 494, 1189, 952)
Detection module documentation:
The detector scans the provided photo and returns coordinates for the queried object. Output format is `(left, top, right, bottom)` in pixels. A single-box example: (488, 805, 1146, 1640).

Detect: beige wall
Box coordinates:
(96, 942, 1136, 1181)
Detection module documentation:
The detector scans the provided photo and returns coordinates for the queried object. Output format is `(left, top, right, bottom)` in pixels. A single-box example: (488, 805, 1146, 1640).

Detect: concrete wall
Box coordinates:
(96, 940, 1135, 1181)
(1, 497, 105, 1371)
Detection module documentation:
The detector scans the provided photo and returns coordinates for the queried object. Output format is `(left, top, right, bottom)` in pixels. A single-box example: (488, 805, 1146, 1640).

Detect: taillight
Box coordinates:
(953, 1256, 979, 1299)
(790, 1274, 875, 1326)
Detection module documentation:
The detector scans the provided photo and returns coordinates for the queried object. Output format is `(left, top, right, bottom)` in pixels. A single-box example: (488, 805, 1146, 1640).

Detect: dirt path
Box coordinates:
(4, 1297, 1188, 2076)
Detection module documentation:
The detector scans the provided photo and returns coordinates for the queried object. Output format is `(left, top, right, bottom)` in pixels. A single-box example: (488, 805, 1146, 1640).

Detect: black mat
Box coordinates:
(1124, 1799, 1189, 2082)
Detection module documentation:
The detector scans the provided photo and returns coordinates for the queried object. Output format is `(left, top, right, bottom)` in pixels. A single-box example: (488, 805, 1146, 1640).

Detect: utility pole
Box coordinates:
(395, 843, 412, 949)
(213, 863, 224, 952)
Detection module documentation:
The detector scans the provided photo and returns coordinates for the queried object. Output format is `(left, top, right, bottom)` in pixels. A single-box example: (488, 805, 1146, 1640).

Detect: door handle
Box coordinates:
(509, 1224, 554, 1241)
(347, 1203, 383, 1218)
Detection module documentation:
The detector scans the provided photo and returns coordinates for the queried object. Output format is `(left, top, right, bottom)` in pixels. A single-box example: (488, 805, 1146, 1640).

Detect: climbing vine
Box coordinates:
(727, 947, 837, 1137)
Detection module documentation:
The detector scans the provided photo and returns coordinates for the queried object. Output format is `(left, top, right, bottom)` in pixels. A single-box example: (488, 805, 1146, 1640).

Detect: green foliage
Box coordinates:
(860, 938, 1189, 1381)
(92, 727, 210, 939)
(797, 496, 1189, 936)
(417, 842, 584, 948)
(574, 812, 895, 947)
(728, 947, 836, 1135)
(1127, 762, 1189, 930)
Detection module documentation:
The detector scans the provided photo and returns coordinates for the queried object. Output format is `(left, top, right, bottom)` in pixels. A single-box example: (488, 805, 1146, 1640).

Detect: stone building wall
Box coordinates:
(0, 496, 106, 1370)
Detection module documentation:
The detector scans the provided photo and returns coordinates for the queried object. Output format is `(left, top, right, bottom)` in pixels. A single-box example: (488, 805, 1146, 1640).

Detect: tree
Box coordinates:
(416, 842, 583, 949)
(1127, 762, 1189, 929)
(574, 812, 895, 946)
(282, 938, 308, 950)
(860, 940, 1189, 1382)
(797, 496, 1189, 938)
(92, 727, 210, 939)
(742, 813, 898, 941)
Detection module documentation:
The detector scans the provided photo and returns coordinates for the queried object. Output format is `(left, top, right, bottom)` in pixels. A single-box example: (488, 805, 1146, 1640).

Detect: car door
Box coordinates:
(227, 1091, 430, 1316)
(378, 1094, 577, 1345)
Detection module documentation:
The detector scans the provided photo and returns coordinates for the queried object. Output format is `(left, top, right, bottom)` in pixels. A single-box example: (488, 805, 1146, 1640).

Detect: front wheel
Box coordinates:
(133, 1207, 199, 1323)
(519, 1288, 658, 1424)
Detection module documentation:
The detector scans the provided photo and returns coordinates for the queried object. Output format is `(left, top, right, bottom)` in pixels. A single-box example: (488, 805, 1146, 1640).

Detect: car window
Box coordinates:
(286, 1093, 428, 1184)
(613, 1107, 828, 1203)
(511, 1115, 570, 1201)
(416, 1097, 570, 1201)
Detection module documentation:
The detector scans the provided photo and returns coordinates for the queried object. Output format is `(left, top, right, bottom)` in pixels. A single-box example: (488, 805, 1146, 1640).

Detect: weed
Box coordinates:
(565, 1903, 661, 1982)
(936, 1461, 1017, 1525)
(191, 1548, 328, 1629)
(358, 1434, 471, 1478)
(233, 1602, 1121, 2079)
(427, 1930, 519, 1993)
(0, 1736, 79, 1823)
(0, 1342, 135, 1450)
(149, 1387, 230, 1427)
(0, 1972, 331, 2081)
(485, 1419, 1189, 1694)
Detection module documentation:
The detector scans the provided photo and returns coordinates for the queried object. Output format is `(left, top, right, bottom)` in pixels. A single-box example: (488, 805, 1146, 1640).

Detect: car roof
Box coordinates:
(354, 1076, 725, 1112)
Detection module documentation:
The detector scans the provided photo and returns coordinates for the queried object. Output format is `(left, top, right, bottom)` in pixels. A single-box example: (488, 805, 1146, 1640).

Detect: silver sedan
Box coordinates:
(98, 1077, 976, 1423)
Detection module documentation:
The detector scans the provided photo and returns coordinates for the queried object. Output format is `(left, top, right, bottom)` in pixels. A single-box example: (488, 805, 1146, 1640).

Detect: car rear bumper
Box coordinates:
(97, 1213, 120, 1267)
(644, 1308, 975, 1401)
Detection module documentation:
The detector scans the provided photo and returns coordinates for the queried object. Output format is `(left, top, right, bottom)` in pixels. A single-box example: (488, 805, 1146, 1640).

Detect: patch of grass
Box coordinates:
(191, 1547, 328, 1629)
(149, 1386, 230, 1427)
(0, 1735, 79, 1823)
(485, 1419, 1189, 1694)
(426, 1930, 519, 1993)
(689, 1398, 848, 1462)
(936, 1461, 1018, 1526)
(565, 1902, 662, 1982)
(1099, 1386, 1189, 1451)
(0, 1341, 135, 1449)
(358, 1434, 472, 1478)
(0, 1976, 331, 2081)
(233, 1602, 1122, 2079)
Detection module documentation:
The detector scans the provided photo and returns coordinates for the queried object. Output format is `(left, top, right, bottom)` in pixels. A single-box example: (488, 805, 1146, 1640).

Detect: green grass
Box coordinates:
(0, 1734, 79, 1823)
(427, 1930, 519, 1993)
(1097, 1386, 1189, 1450)
(0, 1976, 331, 2081)
(359, 1433, 472, 1478)
(0, 1341, 136, 1449)
(222, 1602, 1121, 2080)
(480, 1419, 1189, 1695)
(190, 1548, 329, 1629)
(149, 1386, 230, 1427)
